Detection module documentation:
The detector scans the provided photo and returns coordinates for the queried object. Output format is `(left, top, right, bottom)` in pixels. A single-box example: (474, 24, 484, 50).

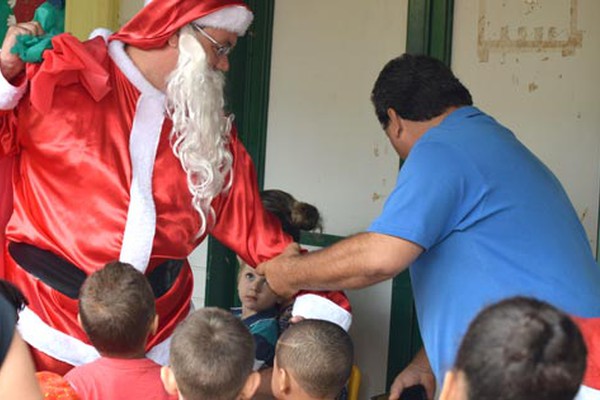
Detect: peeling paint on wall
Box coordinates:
(478, 0, 583, 62)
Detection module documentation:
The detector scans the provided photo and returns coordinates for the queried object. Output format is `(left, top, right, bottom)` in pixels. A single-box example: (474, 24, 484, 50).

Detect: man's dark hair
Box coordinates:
(371, 53, 473, 127)
(79, 261, 156, 355)
(455, 296, 587, 400)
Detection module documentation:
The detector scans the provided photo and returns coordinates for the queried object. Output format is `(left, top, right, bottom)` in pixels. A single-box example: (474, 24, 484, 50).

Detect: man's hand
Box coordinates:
(257, 242, 301, 299)
(389, 349, 436, 400)
(0, 21, 44, 81)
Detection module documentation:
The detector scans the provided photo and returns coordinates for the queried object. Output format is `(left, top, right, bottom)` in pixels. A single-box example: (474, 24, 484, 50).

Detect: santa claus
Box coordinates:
(0, 0, 351, 374)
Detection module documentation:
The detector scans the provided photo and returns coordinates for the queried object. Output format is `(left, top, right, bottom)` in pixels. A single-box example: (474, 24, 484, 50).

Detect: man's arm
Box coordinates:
(0, 21, 43, 81)
(258, 232, 423, 298)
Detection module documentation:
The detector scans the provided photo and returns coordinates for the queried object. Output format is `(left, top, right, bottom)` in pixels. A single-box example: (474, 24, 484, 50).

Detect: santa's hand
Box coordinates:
(1, 21, 44, 81)
(257, 242, 301, 299)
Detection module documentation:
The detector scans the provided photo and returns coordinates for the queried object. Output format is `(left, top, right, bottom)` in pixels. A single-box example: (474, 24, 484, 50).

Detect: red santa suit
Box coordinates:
(0, 0, 351, 373)
(573, 317, 600, 400)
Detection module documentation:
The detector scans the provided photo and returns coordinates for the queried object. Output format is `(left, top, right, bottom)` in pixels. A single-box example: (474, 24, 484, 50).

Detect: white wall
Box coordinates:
(452, 0, 600, 253)
(119, 0, 143, 25)
(265, 1, 408, 397)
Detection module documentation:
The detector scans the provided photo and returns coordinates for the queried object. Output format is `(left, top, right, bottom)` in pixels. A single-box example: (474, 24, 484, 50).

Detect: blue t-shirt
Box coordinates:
(232, 306, 279, 370)
(368, 106, 600, 383)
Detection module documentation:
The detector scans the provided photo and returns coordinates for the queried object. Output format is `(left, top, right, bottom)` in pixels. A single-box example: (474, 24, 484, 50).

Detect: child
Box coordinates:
(258, 190, 323, 332)
(250, 190, 350, 398)
(160, 307, 260, 400)
(233, 190, 324, 367)
(64, 261, 174, 400)
(439, 296, 587, 400)
(233, 262, 281, 370)
(271, 319, 354, 400)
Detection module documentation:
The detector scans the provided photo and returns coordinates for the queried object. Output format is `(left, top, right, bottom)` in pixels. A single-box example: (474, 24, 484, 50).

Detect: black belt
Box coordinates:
(8, 242, 183, 300)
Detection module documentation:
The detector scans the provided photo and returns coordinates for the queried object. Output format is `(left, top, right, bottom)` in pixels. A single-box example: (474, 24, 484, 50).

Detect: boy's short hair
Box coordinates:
(170, 307, 255, 400)
(455, 296, 587, 400)
(276, 319, 353, 398)
(78, 261, 155, 354)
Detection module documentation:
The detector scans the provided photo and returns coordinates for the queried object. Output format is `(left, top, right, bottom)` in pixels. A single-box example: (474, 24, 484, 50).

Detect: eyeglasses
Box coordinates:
(191, 24, 233, 57)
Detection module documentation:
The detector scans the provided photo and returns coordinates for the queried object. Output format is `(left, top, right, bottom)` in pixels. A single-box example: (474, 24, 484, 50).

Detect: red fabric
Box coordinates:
(0, 36, 290, 362)
(0, 32, 350, 371)
(0, 157, 12, 278)
(36, 371, 80, 400)
(297, 290, 352, 313)
(27, 34, 111, 114)
(110, 0, 250, 49)
(32, 350, 74, 376)
(64, 357, 176, 400)
(13, 0, 46, 23)
(573, 316, 600, 390)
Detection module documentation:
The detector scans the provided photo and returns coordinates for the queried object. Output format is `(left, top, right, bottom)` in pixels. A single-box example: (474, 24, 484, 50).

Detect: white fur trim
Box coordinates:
(0, 64, 27, 109)
(195, 6, 253, 36)
(575, 385, 600, 399)
(18, 307, 100, 366)
(108, 40, 164, 97)
(117, 94, 163, 272)
(108, 40, 165, 272)
(292, 294, 352, 331)
(17, 306, 174, 366)
(88, 27, 112, 40)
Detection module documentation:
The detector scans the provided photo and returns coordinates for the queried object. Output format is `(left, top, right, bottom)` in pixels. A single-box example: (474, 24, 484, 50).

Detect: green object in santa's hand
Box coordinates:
(10, 0, 65, 63)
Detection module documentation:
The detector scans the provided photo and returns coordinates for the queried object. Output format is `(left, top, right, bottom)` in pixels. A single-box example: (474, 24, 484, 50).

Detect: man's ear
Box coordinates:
(386, 108, 403, 138)
(239, 371, 261, 399)
(274, 365, 292, 395)
(167, 33, 179, 48)
(160, 366, 179, 396)
(439, 370, 468, 400)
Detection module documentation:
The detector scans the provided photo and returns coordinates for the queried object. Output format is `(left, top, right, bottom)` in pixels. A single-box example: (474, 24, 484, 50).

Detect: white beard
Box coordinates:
(165, 26, 233, 236)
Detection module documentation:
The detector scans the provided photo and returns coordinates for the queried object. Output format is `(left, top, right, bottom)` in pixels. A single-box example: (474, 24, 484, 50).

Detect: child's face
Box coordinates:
(237, 264, 279, 314)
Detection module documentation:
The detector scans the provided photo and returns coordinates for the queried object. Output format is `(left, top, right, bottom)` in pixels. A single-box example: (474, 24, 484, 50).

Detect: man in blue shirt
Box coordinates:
(258, 54, 600, 400)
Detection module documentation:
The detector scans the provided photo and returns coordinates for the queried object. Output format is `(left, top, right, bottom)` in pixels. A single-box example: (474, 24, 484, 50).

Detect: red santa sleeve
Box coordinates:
(210, 131, 352, 330)
(0, 70, 26, 157)
(210, 130, 292, 266)
(572, 316, 600, 398)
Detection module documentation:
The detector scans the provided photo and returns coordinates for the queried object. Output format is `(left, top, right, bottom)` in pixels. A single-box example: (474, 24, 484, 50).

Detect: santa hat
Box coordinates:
(110, 0, 253, 49)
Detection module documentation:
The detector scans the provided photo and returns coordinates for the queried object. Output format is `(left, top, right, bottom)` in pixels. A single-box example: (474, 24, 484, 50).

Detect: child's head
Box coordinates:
(237, 263, 280, 316)
(441, 296, 587, 400)
(0, 279, 28, 318)
(162, 307, 259, 400)
(272, 319, 353, 399)
(260, 189, 322, 242)
(78, 261, 157, 357)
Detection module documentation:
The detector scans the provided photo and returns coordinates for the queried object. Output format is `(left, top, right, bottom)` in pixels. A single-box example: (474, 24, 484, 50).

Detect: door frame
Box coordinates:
(204, 0, 275, 308)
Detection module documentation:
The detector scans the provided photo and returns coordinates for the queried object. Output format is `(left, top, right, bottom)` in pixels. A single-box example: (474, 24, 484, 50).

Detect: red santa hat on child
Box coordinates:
(110, 0, 253, 49)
